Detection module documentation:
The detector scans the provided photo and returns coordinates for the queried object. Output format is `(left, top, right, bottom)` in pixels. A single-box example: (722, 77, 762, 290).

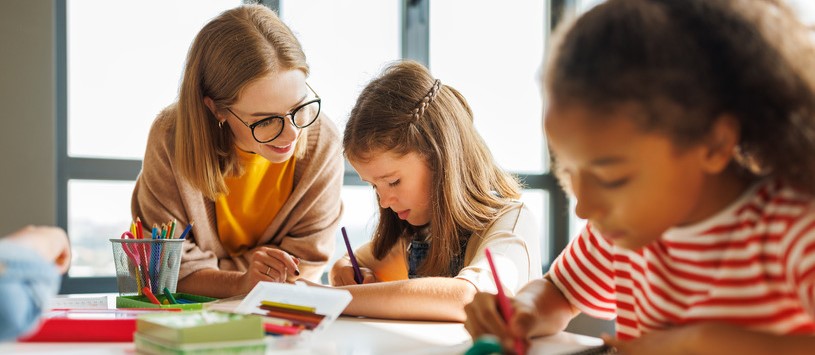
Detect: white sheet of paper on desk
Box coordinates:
(234, 282, 352, 348)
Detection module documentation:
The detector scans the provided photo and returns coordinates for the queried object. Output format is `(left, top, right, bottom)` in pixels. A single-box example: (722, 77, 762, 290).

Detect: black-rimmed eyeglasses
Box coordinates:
(226, 83, 321, 143)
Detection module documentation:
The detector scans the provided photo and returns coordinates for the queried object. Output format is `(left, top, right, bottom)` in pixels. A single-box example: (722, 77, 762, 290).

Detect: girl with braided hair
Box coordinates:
(328, 60, 542, 321)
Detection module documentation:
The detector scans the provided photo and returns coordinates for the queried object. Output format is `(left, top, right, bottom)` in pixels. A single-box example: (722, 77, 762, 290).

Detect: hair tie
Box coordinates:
(410, 79, 442, 121)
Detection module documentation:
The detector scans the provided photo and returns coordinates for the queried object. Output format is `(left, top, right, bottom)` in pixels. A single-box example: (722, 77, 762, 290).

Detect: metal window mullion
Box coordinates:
(64, 158, 142, 181)
(252, 0, 279, 14)
(402, 0, 429, 66)
(543, 0, 579, 268)
(56, 0, 68, 233)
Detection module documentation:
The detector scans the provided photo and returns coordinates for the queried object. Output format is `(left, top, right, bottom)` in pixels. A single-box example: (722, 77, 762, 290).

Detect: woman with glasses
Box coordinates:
(131, 4, 343, 298)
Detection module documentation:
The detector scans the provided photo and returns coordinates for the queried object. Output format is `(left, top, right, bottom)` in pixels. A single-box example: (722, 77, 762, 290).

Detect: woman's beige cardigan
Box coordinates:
(131, 107, 344, 282)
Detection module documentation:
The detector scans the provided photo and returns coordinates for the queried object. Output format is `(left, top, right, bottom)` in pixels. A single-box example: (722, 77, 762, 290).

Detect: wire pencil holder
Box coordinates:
(110, 238, 184, 296)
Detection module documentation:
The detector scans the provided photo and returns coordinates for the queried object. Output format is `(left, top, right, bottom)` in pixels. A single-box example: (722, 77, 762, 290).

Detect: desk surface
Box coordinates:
(1, 294, 603, 354)
(0, 317, 603, 354)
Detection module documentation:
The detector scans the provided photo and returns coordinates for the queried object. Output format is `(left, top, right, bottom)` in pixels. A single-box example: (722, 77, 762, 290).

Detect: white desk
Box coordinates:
(313, 317, 604, 355)
(0, 317, 603, 354)
(0, 294, 603, 354)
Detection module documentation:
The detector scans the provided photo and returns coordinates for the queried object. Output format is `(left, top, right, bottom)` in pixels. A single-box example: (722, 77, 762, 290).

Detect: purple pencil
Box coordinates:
(341, 227, 363, 284)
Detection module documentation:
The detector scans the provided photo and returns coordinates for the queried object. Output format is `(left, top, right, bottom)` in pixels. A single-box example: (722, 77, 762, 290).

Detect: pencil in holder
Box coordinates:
(110, 238, 184, 296)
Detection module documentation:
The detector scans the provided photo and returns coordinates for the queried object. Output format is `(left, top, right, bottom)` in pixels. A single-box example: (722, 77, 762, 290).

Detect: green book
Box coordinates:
(134, 332, 266, 355)
(136, 311, 264, 344)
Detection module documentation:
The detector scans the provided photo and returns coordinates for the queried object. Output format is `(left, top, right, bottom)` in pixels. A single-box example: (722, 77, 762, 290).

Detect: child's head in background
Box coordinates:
(543, 0, 815, 250)
(344, 60, 522, 276)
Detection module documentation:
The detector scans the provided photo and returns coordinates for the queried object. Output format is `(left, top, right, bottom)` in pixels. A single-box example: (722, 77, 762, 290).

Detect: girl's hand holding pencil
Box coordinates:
(330, 227, 376, 286)
(465, 291, 542, 354)
(329, 256, 376, 286)
(463, 248, 530, 355)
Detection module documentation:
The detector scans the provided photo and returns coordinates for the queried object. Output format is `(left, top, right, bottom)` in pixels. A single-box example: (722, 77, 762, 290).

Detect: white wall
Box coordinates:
(0, 0, 57, 235)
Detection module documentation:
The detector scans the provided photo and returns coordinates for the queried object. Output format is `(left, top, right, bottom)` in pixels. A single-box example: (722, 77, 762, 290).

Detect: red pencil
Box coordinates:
(135, 217, 144, 239)
(485, 248, 525, 355)
(264, 322, 303, 335)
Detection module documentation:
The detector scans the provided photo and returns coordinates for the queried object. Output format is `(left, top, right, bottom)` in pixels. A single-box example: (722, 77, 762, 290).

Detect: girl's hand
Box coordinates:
(464, 292, 540, 352)
(6, 225, 71, 274)
(238, 247, 300, 294)
(329, 257, 376, 286)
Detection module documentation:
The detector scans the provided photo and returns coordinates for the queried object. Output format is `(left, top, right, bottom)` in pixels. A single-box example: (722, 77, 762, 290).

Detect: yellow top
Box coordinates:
(216, 149, 295, 256)
(354, 240, 409, 281)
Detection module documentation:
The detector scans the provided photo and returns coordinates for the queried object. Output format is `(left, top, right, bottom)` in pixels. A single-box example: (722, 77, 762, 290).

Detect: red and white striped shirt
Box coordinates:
(550, 180, 815, 339)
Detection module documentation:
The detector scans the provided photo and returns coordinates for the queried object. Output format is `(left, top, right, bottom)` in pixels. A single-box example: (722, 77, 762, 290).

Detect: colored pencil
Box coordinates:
(163, 287, 177, 304)
(264, 322, 303, 336)
(179, 221, 194, 240)
(143, 287, 161, 305)
(485, 248, 526, 355)
(168, 219, 177, 239)
(341, 227, 363, 284)
(260, 300, 316, 313)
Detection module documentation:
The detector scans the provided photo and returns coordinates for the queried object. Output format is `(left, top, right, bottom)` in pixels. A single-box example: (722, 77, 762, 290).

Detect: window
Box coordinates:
(67, 0, 241, 160)
(430, 0, 545, 173)
(280, 0, 401, 131)
(67, 180, 135, 276)
(428, 0, 553, 261)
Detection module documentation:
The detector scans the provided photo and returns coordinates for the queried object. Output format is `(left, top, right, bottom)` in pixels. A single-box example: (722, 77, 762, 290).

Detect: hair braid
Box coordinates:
(410, 79, 442, 121)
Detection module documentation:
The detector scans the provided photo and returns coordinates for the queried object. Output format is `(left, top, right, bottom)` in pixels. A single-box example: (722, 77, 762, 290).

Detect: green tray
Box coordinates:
(117, 293, 217, 310)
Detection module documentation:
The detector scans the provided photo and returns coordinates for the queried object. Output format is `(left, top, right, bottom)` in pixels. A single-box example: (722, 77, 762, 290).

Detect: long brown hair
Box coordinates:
(175, 4, 309, 200)
(545, 0, 815, 193)
(344, 60, 522, 276)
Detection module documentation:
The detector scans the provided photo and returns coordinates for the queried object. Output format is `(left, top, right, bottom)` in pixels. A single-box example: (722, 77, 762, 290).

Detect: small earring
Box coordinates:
(218, 121, 224, 129)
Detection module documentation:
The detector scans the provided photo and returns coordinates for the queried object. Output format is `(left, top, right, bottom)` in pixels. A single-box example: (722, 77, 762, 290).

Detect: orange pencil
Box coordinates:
(168, 219, 177, 239)
(143, 287, 161, 305)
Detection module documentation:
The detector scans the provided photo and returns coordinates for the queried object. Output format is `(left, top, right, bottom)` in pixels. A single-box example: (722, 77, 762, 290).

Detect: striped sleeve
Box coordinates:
(548, 224, 617, 320)
(781, 203, 815, 318)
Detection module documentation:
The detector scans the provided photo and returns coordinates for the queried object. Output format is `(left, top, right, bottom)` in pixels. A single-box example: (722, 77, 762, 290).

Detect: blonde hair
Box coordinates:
(175, 4, 309, 200)
(344, 60, 522, 276)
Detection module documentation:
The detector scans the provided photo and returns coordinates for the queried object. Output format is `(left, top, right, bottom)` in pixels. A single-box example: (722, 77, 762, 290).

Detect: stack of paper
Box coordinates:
(134, 311, 266, 355)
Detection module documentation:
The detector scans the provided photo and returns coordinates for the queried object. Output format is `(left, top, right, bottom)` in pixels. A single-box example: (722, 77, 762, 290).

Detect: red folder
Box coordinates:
(18, 308, 179, 342)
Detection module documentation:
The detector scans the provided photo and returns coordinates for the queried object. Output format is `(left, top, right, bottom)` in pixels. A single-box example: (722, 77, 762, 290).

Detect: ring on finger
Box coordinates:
(265, 266, 271, 276)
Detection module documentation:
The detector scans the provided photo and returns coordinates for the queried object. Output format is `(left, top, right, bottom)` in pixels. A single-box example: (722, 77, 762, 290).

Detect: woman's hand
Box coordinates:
(6, 225, 71, 274)
(237, 247, 300, 294)
(329, 257, 376, 286)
